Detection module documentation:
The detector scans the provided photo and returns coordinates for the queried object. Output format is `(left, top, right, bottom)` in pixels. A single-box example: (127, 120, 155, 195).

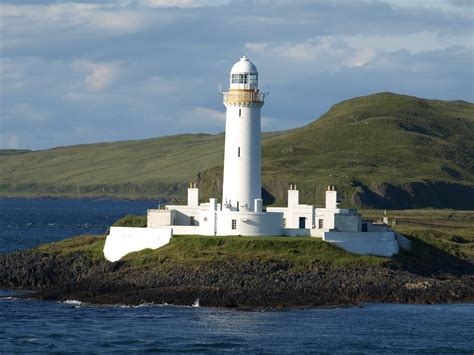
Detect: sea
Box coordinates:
(1, 198, 473, 353)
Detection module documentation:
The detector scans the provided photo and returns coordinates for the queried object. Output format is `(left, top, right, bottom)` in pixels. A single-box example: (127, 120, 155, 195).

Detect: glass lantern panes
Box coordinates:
(231, 74, 252, 84)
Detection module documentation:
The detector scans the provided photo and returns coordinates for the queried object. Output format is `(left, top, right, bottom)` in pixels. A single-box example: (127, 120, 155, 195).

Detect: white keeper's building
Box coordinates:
(104, 56, 410, 262)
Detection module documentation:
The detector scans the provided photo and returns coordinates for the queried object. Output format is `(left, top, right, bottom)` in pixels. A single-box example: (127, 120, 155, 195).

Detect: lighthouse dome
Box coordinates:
(231, 56, 258, 74)
(230, 56, 258, 90)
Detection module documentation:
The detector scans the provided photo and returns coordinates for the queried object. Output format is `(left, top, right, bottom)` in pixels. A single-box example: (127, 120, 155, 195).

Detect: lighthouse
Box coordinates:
(221, 56, 265, 212)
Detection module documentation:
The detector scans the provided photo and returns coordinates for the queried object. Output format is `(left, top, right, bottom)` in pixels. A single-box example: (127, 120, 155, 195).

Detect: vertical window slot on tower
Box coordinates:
(238, 147, 240, 157)
(239, 108, 241, 117)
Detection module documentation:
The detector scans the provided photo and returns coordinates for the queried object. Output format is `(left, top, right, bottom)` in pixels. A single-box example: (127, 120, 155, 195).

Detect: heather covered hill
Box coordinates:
(1, 92, 473, 208)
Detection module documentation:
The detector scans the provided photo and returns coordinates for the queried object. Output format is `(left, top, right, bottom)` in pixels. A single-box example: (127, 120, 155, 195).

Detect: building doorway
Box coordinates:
(299, 217, 306, 229)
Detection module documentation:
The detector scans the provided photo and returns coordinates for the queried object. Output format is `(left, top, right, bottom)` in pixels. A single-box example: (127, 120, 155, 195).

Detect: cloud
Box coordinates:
(135, 0, 202, 7)
(0, 0, 472, 150)
(72, 60, 120, 91)
(0, 135, 19, 149)
(449, 0, 474, 8)
(4, 103, 50, 123)
(347, 48, 376, 68)
(190, 107, 225, 123)
(0, 3, 153, 51)
(245, 38, 378, 76)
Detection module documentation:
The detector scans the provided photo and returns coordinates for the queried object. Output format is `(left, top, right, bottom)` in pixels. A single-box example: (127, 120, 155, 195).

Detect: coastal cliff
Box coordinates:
(1, 231, 473, 308)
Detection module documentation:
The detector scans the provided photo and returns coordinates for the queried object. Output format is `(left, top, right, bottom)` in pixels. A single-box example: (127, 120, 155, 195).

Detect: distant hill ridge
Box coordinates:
(1, 92, 473, 209)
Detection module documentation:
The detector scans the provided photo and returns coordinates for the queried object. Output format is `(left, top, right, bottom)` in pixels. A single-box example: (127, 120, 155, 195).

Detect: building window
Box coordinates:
(283, 218, 286, 228)
(362, 223, 368, 232)
(231, 219, 237, 230)
(238, 147, 240, 157)
(239, 108, 241, 117)
(318, 219, 323, 229)
(249, 73, 258, 84)
(190, 216, 195, 226)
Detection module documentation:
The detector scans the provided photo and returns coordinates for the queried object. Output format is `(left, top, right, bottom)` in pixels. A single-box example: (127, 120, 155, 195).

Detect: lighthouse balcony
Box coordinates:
(223, 89, 264, 106)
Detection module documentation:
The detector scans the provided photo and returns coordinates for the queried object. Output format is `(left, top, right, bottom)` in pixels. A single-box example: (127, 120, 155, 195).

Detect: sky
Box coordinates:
(0, 0, 473, 150)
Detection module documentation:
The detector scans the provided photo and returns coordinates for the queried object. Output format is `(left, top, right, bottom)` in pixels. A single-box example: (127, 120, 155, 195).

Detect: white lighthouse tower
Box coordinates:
(222, 56, 265, 212)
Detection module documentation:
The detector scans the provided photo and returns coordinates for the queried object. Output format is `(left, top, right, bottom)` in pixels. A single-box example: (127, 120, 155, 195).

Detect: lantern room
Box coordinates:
(230, 56, 258, 90)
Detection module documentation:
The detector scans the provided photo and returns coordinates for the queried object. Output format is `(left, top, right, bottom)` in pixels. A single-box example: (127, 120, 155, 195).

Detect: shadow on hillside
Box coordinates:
(351, 179, 474, 210)
(391, 235, 474, 277)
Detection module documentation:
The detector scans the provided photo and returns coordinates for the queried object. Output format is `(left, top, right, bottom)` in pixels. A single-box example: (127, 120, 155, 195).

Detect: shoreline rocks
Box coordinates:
(1, 249, 473, 309)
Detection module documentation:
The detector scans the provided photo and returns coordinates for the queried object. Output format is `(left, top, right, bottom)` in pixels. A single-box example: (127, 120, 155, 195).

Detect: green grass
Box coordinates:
(0, 149, 31, 155)
(113, 214, 147, 227)
(34, 234, 107, 261)
(362, 209, 474, 263)
(0, 93, 472, 208)
(27, 232, 386, 268)
(122, 235, 387, 268)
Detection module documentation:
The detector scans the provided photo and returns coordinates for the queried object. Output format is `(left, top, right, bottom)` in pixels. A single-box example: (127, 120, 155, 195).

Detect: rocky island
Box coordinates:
(1, 212, 473, 309)
(1, 91, 472, 309)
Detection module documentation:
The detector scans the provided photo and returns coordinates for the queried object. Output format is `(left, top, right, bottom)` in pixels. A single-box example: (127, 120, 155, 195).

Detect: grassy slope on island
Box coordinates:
(33, 234, 386, 268)
(32, 210, 474, 275)
(363, 209, 474, 263)
(121, 236, 386, 268)
(1, 92, 473, 208)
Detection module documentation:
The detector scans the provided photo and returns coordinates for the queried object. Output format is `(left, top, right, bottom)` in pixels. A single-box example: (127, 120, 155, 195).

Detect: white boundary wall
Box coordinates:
(323, 231, 399, 257)
(104, 227, 172, 262)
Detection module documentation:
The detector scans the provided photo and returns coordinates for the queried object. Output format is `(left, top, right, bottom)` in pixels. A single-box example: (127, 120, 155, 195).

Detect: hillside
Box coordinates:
(1, 92, 473, 208)
(257, 92, 474, 208)
(0, 133, 226, 199)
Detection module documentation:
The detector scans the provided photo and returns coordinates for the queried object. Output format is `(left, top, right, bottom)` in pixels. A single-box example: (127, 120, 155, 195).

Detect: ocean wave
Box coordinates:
(92, 301, 204, 309)
(0, 296, 18, 300)
(63, 299, 83, 306)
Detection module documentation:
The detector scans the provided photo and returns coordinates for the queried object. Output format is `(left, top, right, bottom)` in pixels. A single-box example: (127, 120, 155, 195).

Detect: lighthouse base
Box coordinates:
(147, 206, 283, 237)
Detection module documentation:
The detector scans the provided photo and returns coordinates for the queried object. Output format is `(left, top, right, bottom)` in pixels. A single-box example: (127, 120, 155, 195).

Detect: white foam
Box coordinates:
(192, 298, 200, 308)
(63, 299, 83, 306)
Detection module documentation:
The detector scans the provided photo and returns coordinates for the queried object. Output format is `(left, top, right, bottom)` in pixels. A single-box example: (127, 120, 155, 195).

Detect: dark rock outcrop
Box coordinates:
(352, 180, 474, 209)
(1, 249, 473, 308)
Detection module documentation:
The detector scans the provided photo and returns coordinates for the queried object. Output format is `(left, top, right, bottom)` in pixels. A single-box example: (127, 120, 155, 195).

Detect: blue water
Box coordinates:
(0, 198, 163, 253)
(1, 198, 473, 353)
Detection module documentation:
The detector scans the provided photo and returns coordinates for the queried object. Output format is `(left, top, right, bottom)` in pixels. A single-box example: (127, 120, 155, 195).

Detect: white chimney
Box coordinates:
(288, 185, 299, 207)
(187, 182, 199, 206)
(325, 185, 338, 209)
